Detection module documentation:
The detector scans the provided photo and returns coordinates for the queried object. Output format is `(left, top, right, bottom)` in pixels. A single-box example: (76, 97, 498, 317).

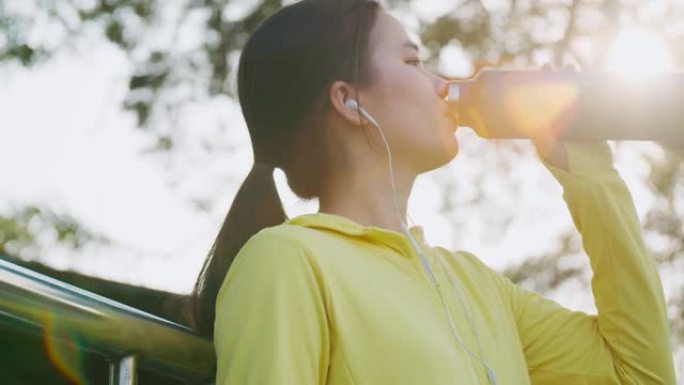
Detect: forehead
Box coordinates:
(370, 12, 416, 52)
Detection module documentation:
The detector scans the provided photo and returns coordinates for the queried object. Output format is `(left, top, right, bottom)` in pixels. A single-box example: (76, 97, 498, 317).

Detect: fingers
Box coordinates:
(540, 62, 579, 71)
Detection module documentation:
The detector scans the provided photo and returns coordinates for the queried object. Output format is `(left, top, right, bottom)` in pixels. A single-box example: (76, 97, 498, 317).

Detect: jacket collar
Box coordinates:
(285, 212, 427, 256)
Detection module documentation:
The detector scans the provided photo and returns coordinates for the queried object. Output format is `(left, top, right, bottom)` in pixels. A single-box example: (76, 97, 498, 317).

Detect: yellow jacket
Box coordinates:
(214, 141, 676, 384)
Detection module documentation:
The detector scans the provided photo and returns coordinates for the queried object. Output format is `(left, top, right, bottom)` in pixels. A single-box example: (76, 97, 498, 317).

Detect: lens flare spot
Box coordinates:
(43, 312, 89, 385)
(504, 81, 578, 137)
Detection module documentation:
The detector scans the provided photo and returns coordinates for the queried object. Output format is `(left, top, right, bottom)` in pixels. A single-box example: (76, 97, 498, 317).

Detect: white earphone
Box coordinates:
(342, 97, 496, 385)
(345, 98, 380, 128)
(344, 98, 359, 110)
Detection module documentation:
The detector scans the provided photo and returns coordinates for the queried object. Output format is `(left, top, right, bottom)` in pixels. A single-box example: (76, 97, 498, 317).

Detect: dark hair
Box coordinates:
(187, 0, 381, 337)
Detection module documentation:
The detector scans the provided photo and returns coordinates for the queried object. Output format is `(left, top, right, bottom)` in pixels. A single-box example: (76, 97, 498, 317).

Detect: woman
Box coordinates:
(188, 0, 676, 384)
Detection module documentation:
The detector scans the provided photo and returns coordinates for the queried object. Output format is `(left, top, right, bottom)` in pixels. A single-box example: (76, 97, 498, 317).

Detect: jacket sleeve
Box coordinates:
(213, 230, 330, 385)
(493, 141, 675, 384)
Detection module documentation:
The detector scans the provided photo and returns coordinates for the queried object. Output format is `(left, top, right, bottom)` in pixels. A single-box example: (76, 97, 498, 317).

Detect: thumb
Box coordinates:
(541, 62, 554, 71)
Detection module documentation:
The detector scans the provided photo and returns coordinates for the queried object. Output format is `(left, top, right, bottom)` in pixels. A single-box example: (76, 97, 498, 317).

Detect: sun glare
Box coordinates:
(606, 27, 673, 78)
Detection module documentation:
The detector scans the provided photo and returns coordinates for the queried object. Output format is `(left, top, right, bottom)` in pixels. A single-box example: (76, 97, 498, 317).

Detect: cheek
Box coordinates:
(369, 62, 444, 150)
(376, 69, 434, 127)
(374, 60, 424, 98)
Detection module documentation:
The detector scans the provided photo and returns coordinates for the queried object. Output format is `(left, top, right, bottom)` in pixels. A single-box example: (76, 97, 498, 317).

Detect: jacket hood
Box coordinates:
(284, 212, 427, 257)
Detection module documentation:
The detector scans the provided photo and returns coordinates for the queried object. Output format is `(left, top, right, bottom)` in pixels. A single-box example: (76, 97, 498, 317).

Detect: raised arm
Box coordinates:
(496, 141, 675, 384)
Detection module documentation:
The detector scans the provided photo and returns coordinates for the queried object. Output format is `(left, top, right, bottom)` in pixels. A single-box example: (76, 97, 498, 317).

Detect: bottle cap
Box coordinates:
(448, 82, 460, 103)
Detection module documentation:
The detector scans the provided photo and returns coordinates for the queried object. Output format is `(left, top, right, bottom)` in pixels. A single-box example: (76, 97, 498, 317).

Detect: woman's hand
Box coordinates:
(532, 129, 569, 171)
(530, 63, 572, 171)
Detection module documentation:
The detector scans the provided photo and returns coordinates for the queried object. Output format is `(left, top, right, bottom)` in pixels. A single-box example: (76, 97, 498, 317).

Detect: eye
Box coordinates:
(406, 57, 423, 66)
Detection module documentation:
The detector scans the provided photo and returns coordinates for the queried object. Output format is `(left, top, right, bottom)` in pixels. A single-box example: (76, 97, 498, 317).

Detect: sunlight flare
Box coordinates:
(606, 27, 673, 78)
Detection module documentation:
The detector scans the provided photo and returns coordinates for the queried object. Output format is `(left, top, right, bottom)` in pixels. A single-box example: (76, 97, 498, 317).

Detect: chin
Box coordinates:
(440, 141, 460, 167)
(419, 139, 459, 173)
(439, 134, 460, 162)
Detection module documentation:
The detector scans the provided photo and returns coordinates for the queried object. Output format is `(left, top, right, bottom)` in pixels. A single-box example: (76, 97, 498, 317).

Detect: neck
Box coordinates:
(318, 161, 416, 234)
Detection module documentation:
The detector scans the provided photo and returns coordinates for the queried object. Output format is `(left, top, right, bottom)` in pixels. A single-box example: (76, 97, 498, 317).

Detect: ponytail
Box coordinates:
(185, 0, 381, 338)
(187, 162, 287, 337)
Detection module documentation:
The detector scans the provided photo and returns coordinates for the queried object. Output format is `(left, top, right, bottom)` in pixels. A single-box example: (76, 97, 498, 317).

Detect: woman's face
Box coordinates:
(360, 11, 459, 173)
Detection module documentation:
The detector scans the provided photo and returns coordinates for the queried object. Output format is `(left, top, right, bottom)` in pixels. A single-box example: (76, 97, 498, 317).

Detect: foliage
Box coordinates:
(1, 0, 683, 358)
(0, 206, 109, 260)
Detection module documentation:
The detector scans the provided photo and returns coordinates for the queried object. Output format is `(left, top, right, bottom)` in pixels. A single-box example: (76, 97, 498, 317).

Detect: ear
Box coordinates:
(329, 80, 368, 126)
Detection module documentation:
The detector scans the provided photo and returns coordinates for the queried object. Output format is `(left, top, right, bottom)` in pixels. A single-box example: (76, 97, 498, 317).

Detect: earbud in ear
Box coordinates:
(345, 98, 380, 127)
(345, 99, 359, 111)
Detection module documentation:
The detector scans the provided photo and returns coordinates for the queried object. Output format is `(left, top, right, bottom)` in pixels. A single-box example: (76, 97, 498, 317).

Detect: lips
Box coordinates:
(446, 108, 459, 123)
(440, 100, 459, 126)
(445, 112, 459, 129)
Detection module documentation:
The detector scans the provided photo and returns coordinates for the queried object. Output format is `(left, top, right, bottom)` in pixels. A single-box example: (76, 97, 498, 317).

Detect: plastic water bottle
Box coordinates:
(447, 69, 684, 145)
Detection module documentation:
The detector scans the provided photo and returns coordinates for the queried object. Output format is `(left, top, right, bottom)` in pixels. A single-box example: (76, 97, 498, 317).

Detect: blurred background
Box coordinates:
(1, 0, 683, 382)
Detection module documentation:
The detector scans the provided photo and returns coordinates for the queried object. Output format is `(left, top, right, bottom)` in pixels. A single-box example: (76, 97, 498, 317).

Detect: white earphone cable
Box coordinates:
(349, 99, 496, 385)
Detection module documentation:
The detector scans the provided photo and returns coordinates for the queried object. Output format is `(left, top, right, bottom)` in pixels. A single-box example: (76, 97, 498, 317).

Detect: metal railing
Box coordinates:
(0, 258, 216, 385)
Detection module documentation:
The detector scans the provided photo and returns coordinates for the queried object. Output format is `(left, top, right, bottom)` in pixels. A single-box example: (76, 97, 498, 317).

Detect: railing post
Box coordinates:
(108, 354, 138, 385)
